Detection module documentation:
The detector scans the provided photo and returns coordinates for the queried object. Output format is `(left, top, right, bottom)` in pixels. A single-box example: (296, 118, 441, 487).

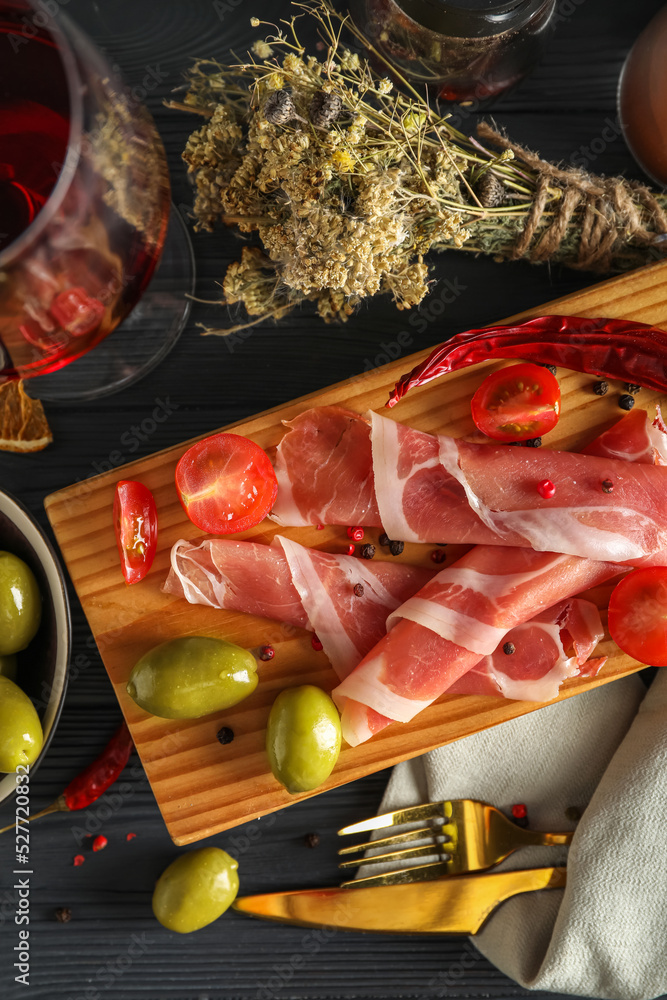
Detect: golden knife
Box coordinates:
(233, 867, 566, 934)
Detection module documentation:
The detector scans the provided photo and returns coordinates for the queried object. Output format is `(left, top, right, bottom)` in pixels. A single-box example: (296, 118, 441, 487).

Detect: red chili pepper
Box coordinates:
(0, 721, 133, 835)
(387, 315, 667, 407)
(114, 480, 158, 585)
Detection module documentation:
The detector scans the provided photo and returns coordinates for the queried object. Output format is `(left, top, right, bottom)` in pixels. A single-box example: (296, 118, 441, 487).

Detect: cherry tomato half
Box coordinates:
(175, 433, 278, 535)
(470, 363, 560, 442)
(608, 567, 667, 666)
(113, 480, 158, 585)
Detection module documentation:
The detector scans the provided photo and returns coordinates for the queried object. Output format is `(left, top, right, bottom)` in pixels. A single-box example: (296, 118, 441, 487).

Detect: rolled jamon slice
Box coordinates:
(272, 404, 667, 564)
(332, 545, 626, 745)
(582, 405, 667, 464)
(164, 537, 434, 679)
(448, 598, 606, 701)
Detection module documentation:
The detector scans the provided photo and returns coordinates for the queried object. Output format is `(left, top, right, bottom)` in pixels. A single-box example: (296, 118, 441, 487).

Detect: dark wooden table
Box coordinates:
(1, 1, 664, 997)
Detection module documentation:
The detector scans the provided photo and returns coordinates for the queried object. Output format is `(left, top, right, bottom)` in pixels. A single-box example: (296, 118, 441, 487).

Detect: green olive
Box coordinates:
(152, 846, 239, 933)
(266, 685, 342, 794)
(126, 636, 258, 719)
(0, 653, 18, 682)
(0, 552, 41, 655)
(0, 676, 43, 772)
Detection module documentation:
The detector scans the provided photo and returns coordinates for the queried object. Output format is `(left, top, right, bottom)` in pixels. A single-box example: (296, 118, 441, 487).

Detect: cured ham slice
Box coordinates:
(271, 406, 379, 527)
(164, 536, 433, 680)
(271, 405, 667, 565)
(582, 406, 667, 465)
(166, 538, 605, 698)
(448, 599, 606, 701)
(332, 545, 626, 745)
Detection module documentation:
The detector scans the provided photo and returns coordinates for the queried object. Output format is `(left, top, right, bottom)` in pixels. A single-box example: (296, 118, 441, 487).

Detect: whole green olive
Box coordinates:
(266, 684, 342, 794)
(152, 846, 239, 933)
(126, 636, 258, 719)
(0, 551, 41, 656)
(0, 653, 18, 682)
(0, 676, 43, 772)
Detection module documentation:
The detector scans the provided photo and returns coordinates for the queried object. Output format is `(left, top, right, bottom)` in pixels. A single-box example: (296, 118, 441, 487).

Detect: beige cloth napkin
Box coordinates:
(376, 672, 667, 1000)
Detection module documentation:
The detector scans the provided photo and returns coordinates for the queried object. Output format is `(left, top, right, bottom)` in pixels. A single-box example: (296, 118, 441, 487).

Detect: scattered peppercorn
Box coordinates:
(55, 907, 72, 923)
(565, 805, 582, 822)
(503, 642, 515, 655)
(378, 532, 390, 547)
(511, 803, 527, 818)
(346, 543, 355, 556)
(431, 549, 447, 564)
(316, 524, 324, 530)
(593, 380, 608, 396)
(435, 542, 447, 547)
(625, 383, 641, 394)
(537, 479, 556, 499)
(353, 583, 365, 597)
(126, 832, 137, 841)
(541, 364, 558, 375)
(619, 394, 635, 411)
(346, 526, 364, 541)
(360, 543, 376, 559)
(311, 635, 324, 651)
(388, 539, 404, 556)
(73, 855, 85, 867)
(216, 726, 235, 746)
(304, 832, 320, 848)
(258, 645, 275, 661)
(601, 479, 614, 494)
(92, 835, 108, 852)
(525, 437, 542, 448)
(508, 440, 523, 446)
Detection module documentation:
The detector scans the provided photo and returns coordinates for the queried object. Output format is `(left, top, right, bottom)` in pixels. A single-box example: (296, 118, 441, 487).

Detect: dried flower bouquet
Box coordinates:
(173, 0, 667, 333)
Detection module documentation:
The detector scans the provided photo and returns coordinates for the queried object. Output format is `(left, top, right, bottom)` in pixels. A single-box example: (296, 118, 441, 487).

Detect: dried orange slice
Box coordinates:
(0, 379, 53, 453)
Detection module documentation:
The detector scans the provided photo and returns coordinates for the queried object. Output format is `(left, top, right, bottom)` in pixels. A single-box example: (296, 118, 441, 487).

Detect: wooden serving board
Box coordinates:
(45, 260, 667, 845)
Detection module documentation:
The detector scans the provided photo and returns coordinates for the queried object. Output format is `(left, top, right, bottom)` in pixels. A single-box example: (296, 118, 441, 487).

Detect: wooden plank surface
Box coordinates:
(45, 258, 667, 845)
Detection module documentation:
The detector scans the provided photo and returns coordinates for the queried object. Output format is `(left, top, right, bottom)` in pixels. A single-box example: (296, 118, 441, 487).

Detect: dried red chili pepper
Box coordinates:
(387, 315, 667, 406)
(0, 721, 133, 835)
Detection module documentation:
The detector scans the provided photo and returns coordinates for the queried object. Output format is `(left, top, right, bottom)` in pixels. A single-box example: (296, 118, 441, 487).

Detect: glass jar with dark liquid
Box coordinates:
(350, 0, 556, 105)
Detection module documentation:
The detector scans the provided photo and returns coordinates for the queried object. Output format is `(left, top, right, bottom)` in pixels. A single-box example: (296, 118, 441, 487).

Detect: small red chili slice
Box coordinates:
(113, 480, 158, 585)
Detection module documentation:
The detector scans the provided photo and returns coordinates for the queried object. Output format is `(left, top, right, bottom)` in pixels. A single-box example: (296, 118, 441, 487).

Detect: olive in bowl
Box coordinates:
(0, 490, 70, 806)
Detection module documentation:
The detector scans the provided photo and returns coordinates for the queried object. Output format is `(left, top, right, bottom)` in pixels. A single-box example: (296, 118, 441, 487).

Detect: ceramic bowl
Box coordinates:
(0, 489, 70, 806)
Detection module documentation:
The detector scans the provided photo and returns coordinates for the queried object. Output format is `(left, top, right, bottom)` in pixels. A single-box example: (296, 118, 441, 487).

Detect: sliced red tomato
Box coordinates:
(175, 433, 278, 535)
(470, 363, 560, 441)
(608, 567, 667, 665)
(113, 480, 158, 585)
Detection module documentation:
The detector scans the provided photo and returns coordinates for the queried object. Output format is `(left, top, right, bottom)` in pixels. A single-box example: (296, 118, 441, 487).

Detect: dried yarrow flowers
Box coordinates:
(172, 1, 667, 333)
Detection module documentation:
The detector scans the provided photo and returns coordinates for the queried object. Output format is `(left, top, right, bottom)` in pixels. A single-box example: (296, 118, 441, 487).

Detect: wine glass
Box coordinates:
(0, 0, 194, 400)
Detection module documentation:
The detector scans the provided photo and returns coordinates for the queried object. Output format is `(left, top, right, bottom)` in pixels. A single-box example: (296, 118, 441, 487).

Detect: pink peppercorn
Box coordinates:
(73, 855, 85, 867)
(92, 835, 108, 852)
(537, 479, 556, 499)
(126, 832, 137, 842)
(511, 803, 527, 819)
(430, 549, 447, 564)
(311, 635, 323, 651)
(258, 645, 275, 661)
(346, 526, 364, 541)
(346, 544, 356, 556)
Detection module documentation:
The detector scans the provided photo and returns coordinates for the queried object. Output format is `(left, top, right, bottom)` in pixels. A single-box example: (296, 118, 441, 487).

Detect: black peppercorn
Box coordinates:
(541, 364, 557, 375)
(353, 583, 364, 597)
(503, 642, 515, 655)
(525, 437, 542, 448)
(565, 805, 582, 822)
(619, 394, 635, 411)
(625, 383, 641, 394)
(360, 543, 376, 559)
(55, 907, 72, 923)
(513, 815, 529, 829)
(216, 726, 235, 745)
(431, 549, 447, 564)
(378, 532, 390, 547)
(593, 380, 608, 396)
(304, 832, 320, 848)
(388, 539, 404, 556)
(601, 479, 613, 494)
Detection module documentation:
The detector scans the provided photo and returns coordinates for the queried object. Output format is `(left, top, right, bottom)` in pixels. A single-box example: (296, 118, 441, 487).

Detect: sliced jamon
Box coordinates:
(582, 405, 667, 465)
(332, 545, 626, 745)
(448, 598, 606, 701)
(271, 406, 379, 527)
(165, 538, 309, 628)
(164, 536, 434, 680)
(271, 405, 667, 564)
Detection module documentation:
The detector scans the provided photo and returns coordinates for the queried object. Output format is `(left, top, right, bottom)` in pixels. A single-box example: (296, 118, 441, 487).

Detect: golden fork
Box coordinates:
(337, 799, 573, 887)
